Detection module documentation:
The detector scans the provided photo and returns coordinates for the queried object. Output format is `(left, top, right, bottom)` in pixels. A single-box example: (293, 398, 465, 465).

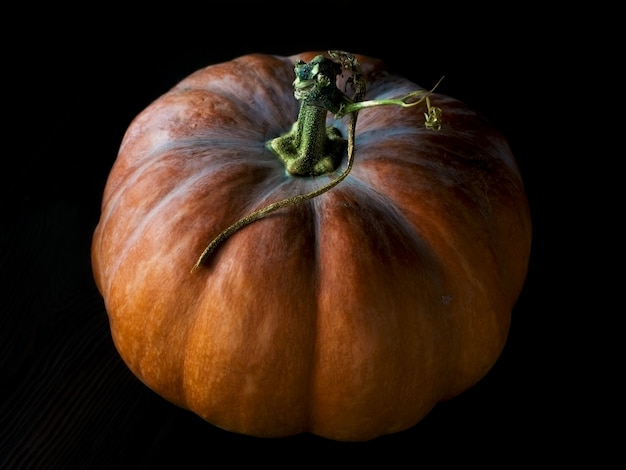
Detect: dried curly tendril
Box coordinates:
(192, 51, 442, 272)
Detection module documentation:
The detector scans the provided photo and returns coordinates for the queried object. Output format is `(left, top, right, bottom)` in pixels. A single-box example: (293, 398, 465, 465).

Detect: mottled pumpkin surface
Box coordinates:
(91, 52, 532, 441)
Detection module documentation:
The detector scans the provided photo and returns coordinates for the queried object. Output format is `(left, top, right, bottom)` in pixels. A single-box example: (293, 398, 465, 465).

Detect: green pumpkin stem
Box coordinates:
(268, 52, 364, 176)
(191, 51, 441, 272)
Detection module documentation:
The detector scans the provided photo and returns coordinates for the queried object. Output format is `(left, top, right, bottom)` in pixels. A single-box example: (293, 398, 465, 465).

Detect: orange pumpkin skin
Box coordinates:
(91, 52, 531, 441)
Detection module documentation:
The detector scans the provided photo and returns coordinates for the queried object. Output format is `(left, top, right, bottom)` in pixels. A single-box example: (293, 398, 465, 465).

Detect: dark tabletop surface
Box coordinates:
(2, 4, 610, 467)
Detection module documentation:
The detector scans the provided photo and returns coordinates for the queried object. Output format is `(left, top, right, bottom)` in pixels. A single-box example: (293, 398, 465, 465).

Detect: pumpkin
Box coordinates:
(91, 51, 532, 442)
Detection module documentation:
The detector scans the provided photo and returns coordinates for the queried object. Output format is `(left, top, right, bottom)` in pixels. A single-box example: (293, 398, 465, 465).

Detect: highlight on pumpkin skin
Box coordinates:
(191, 51, 443, 273)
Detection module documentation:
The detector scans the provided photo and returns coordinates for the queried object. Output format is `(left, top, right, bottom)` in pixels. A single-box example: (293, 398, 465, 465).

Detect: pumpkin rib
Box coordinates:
(177, 202, 320, 437)
(337, 138, 519, 401)
(304, 181, 454, 438)
(94, 159, 211, 296)
(95, 142, 292, 297)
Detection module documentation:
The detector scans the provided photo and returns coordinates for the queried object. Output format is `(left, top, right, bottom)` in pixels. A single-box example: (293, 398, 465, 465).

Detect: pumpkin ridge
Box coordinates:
(94, 160, 213, 296)
(306, 184, 453, 439)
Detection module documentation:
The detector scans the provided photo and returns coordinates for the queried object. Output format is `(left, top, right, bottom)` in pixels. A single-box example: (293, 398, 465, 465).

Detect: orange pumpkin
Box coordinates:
(91, 51, 531, 441)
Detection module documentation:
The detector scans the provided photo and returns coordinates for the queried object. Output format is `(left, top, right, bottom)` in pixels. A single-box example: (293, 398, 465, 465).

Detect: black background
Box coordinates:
(1, 3, 612, 467)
